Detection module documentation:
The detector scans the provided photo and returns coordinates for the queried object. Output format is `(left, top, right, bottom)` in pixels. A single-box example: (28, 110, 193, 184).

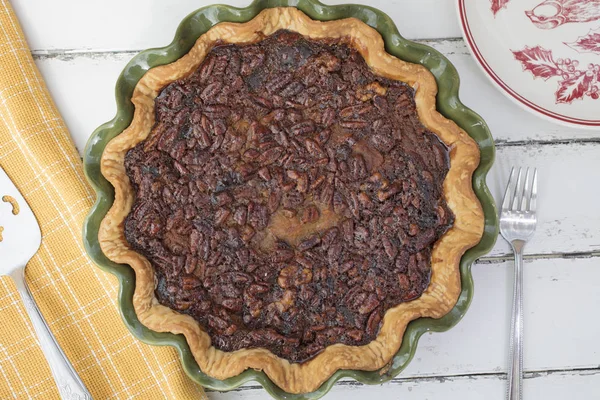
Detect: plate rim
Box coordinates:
(456, 0, 600, 130)
(82, 0, 499, 398)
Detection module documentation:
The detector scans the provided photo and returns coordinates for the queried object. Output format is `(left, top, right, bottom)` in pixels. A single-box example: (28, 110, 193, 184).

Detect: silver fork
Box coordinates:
(500, 167, 538, 400)
(0, 167, 91, 399)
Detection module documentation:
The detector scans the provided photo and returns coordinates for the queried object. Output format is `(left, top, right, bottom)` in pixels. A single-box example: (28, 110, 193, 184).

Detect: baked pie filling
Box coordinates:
(123, 31, 454, 363)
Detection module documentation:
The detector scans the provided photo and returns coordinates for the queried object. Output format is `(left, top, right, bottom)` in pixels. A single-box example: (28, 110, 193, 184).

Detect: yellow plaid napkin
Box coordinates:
(0, 1, 208, 398)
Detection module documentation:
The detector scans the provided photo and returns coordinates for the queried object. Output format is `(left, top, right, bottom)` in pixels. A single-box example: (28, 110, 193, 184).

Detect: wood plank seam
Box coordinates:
(479, 251, 600, 263)
(204, 367, 600, 392)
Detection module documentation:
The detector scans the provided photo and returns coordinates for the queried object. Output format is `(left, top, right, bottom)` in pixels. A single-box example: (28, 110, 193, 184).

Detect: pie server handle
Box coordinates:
(10, 267, 92, 400)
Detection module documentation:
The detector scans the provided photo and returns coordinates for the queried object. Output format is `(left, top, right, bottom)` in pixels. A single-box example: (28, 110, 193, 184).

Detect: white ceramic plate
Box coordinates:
(457, 0, 600, 129)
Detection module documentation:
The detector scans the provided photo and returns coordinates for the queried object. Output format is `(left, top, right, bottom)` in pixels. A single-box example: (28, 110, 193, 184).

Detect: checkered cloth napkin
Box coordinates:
(0, 1, 208, 398)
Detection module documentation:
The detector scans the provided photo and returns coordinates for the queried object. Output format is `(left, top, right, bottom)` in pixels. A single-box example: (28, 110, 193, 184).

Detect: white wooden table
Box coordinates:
(13, 0, 600, 398)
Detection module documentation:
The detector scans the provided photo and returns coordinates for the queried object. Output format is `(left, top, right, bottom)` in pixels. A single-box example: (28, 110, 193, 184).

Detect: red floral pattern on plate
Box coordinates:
(491, 0, 512, 16)
(566, 26, 600, 54)
(526, 0, 600, 29)
(513, 46, 600, 103)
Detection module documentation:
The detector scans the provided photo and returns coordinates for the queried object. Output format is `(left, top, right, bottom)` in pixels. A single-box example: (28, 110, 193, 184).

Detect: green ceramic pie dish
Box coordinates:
(82, 0, 498, 397)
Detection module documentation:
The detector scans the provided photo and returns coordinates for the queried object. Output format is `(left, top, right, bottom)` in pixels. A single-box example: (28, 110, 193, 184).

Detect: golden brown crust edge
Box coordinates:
(98, 7, 484, 394)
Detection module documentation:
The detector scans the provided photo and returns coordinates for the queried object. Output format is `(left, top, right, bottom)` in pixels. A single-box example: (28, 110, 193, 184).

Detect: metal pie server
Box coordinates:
(0, 167, 91, 399)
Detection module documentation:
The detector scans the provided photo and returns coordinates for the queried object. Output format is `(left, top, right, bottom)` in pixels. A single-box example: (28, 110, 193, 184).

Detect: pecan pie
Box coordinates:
(99, 7, 484, 394)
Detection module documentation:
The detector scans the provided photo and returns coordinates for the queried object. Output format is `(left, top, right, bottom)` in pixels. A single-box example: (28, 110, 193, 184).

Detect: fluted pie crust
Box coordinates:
(99, 7, 484, 394)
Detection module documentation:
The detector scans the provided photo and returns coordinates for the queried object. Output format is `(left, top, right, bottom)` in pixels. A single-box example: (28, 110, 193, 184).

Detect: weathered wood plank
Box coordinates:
(488, 144, 600, 257)
(13, 0, 460, 53)
(402, 257, 600, 377)
(32, 41, 599, 158)
(208, 369, 600, 399)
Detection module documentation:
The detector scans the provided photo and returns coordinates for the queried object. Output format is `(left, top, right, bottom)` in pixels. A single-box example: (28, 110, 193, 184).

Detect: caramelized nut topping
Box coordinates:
(124, 31, 453, 363)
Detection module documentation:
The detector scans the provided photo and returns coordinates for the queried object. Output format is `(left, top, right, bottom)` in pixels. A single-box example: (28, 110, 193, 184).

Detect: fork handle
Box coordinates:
(10, 268, 92, 400)
(507, 240, 525, 400)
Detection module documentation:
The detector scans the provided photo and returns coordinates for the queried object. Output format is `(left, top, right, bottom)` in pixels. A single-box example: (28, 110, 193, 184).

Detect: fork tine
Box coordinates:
(501, 167, 517, 211)
(510, 167, 523, 211)
(528, 168, 538, 212)
(519, 168, 531, 211)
